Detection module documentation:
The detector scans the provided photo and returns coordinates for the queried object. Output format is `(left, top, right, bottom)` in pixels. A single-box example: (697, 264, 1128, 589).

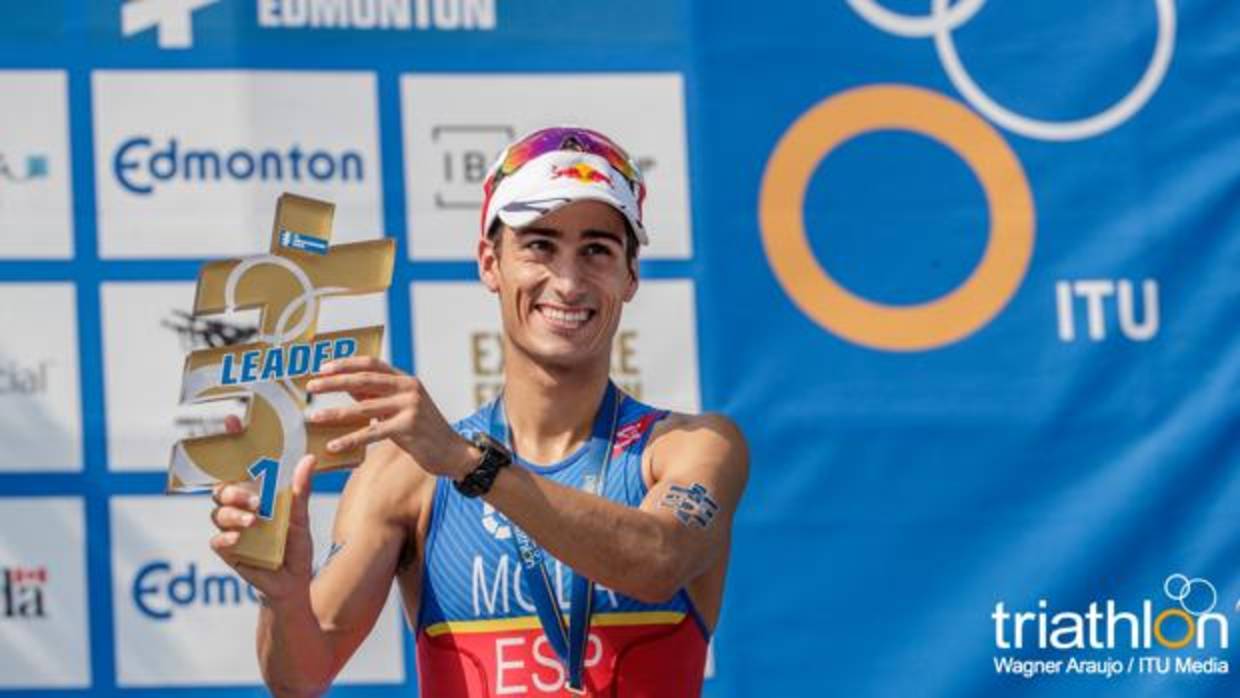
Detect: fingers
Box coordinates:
(305, 371, 405, 398)
(211, 481, 260, 509)
(211, 505, 258, 531)
(305, 358, 409, 400)
(289, 455, 316, 528)
(210, 530, 243, 555)
(317, 356, 397, 376)
(210, 481, 260, 534)
(223, 414, 244, 434)
(326, 419, 400, 453)
(208, 459, 317, 588)
(307, 394, 405, 425)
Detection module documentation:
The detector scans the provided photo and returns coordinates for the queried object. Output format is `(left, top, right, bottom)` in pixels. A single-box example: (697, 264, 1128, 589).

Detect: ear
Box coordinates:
(622, 258, 639, 303)
(478, 234, 501, 293)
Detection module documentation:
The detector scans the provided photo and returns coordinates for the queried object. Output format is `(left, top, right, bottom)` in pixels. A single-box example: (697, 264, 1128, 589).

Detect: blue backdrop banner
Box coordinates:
(0, 1, 1236, 696)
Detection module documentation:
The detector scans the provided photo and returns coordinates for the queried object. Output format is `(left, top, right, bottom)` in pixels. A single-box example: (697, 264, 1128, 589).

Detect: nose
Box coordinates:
(548, 256, 589, 304)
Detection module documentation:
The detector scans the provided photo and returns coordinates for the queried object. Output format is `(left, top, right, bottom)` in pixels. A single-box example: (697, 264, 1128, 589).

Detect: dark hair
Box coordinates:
(486, 218, 640, 278)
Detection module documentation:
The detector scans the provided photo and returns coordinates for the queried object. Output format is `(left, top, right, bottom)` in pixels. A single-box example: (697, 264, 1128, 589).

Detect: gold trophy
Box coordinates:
(168, 193, 395, 570)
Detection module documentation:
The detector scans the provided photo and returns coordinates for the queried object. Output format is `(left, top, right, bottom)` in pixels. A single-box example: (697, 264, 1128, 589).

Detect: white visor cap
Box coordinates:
(482, 150, 648, 246)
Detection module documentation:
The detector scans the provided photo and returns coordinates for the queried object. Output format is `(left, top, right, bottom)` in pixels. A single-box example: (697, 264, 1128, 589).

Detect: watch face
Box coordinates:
(473, 431, 512, 460)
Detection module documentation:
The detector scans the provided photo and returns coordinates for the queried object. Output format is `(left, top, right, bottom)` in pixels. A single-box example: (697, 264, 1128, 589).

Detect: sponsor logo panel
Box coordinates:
(102, 282, 389, 470)
(410, 279, 700, 422)
(992, 574, 1234, 680)
(0, 498, 90, 688)
(257, 0, 499, 31)
(110, 494, 405, 686)
(400, 73, 692, 260)
(0, 71, 73, 259)
(0, 283, 82, 472)
(92, 70, 382, 258)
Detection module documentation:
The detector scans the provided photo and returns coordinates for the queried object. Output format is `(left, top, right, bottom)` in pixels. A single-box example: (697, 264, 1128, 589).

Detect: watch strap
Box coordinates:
(453, 432, 511, 498)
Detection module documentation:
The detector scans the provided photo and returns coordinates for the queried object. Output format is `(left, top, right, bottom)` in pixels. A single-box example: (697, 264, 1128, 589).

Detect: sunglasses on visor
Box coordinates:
(482, 127, 645, 198)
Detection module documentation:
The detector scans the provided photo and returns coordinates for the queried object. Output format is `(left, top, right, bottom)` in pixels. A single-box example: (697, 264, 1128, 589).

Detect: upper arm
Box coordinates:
(638, 413, 749, 582)
(308, 440, 428, 674)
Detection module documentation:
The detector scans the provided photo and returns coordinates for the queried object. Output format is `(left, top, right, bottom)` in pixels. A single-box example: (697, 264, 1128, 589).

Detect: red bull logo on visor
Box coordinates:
(550, 163, 613, 186)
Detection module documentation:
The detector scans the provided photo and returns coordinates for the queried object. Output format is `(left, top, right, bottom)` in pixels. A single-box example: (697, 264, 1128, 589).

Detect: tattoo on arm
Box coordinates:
(312, 540, 347, 579)
(659, 483, 720, 530)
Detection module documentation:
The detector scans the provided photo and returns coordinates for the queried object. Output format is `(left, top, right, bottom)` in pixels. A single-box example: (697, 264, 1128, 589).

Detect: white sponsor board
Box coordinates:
(0, 71, 74, 258)
(102, 281, 390, 471)
(110, 494, 406, 686)
(401, 73, 692, 260)
(93, 71, 383, 258)
(0, 498, 90, 688)
(0, 283, 82, 471)
(410, 279, 700, 422)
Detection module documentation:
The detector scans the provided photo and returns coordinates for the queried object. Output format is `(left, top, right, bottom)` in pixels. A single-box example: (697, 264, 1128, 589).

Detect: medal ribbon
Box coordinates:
(484, 382, 622, 694)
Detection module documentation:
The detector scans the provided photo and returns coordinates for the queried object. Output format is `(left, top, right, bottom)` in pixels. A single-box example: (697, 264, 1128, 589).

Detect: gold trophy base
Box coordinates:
(231, 489, 293, 571)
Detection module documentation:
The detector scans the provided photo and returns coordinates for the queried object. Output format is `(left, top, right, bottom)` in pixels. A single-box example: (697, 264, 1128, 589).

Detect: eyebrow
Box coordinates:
(517, 227, 624, 246)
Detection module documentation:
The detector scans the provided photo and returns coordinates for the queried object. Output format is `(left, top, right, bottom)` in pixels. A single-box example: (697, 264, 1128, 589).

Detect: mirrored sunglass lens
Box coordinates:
(498, 129, 557, 175)
(577, 131, 640, 182)
(499, 128, 640, 183)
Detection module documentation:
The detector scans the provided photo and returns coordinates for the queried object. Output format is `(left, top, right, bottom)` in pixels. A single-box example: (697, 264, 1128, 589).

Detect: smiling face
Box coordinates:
(479, 199, 639, 372)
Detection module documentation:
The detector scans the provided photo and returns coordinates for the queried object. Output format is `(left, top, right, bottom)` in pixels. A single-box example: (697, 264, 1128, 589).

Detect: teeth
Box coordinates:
(539, 306, 590, 326)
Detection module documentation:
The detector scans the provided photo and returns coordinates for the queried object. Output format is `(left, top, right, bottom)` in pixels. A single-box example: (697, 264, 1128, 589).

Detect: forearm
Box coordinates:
(256, 594, 336, 697)
(483, 466, 691, 602)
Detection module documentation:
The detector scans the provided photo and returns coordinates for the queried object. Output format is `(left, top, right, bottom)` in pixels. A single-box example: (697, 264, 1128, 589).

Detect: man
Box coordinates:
(209, 127, 748, 696)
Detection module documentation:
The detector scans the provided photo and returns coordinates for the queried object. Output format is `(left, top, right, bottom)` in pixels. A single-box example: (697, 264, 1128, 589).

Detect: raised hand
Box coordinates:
(304, 357, 476, 480)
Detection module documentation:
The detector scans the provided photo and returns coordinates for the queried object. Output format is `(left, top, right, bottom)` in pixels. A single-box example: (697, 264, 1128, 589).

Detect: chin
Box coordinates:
(528, 346, 594, 370)
(519, 335, 605, 371)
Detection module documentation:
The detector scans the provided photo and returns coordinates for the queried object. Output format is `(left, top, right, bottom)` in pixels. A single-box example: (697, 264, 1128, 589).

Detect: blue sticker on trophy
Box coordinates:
(279, 229, 330, 255)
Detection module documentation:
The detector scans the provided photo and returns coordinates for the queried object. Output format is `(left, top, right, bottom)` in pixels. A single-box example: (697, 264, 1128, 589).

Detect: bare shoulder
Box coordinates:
(650, 411, 747, 453)
(337, 439, 435, 527)
(646, 411, 749, 484)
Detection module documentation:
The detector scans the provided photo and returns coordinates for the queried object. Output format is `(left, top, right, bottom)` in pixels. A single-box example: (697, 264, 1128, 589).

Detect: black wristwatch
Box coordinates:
(453, 432, 512, 498)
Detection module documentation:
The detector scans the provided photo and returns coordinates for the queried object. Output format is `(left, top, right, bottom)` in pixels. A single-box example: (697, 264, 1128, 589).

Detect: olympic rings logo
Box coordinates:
(848, 0, 1176, 141)
(759, 1, 1177, 351)
(1164, 573, 1218, 617)
(1153, 573, 1221, 649)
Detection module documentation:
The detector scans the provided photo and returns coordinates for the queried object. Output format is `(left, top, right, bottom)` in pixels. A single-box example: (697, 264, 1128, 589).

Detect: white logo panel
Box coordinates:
(400, 73, 692, 260)
(0, 71, 73, 258)
(0, 283, 82, 471)
(93, 71, 383, 258)
(0, 498, 90, 688)
(102, 281, 390, 470)
(411, 279, 700, 422)
(110, 494, 405, 686)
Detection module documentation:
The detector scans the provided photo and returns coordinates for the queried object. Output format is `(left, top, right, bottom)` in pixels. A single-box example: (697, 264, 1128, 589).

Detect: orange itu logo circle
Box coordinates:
(758, 84, 1035, 351)
(1153, 608, 1196, 650)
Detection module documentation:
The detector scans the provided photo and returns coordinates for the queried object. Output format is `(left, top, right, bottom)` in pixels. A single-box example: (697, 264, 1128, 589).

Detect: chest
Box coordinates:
(417, 459, 671, 627)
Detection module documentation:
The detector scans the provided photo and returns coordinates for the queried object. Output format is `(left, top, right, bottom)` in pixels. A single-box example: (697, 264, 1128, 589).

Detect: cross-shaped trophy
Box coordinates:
(168, 193, 395, 570)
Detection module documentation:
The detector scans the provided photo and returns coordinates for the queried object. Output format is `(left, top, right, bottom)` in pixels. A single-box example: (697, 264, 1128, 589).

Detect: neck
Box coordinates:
(500, 343, 611, 467)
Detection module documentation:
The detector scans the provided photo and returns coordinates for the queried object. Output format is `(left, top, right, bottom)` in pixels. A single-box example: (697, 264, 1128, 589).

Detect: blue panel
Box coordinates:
(1, 0, 1237, 695)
